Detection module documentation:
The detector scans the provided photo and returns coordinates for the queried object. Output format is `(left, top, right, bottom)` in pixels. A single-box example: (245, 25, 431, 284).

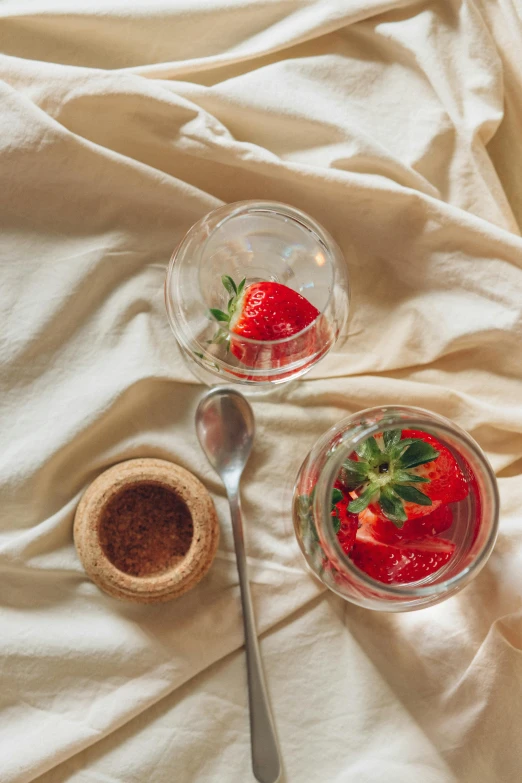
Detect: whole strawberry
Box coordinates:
(210, 276, 320, 369)
(340, 429, 468, 527)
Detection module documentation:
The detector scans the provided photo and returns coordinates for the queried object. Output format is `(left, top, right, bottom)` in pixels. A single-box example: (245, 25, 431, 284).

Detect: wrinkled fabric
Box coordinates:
(0, 1, 521, 781)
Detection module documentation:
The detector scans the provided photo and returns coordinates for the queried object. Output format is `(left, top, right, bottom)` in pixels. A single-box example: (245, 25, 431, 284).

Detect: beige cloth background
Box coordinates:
(1, 1, 522, 781)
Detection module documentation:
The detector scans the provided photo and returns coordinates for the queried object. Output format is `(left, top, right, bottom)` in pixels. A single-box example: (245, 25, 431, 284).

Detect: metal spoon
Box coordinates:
(196, 388, 281, 783)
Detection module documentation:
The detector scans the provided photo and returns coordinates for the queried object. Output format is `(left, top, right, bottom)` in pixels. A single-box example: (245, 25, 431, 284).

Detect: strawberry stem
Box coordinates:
(207, 276, 247, 350)
(222, 275, 237, 295)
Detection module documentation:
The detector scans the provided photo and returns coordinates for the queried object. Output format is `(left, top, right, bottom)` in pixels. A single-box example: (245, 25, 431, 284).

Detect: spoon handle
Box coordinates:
(228, 491, 281, 783)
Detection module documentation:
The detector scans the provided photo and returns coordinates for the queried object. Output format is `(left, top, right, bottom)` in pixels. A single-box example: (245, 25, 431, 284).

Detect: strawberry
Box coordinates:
(349, 534, 456, 584)
(398, 429, 468, 502)
(333, 494, 455, 582)
(210, 276, 320, 369)
(339, 428, 469, 528)
(361, 504, 453, 544)
(351, 507, 455, 582)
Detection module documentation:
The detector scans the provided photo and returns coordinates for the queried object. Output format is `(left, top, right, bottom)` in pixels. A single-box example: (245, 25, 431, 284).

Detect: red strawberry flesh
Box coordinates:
(228, 281, 323, 370)
(334, 482, 457, 584)
(369, 504, 454, 544)
(349, 535, 455, 584)
(230, 282, 319, 341)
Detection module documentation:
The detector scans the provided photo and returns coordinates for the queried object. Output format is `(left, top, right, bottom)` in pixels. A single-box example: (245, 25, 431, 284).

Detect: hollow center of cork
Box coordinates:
(99, 482, 194, 577)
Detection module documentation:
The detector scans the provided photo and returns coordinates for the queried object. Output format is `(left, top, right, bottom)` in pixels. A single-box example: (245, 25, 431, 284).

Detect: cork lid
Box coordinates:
(74, 458, 219, 603)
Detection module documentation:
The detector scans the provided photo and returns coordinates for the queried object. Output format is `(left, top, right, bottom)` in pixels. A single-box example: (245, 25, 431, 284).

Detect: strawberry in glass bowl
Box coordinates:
(165, 201, 350, 387)
(208, 275, 329, 379)
(293, 406, 499, 611)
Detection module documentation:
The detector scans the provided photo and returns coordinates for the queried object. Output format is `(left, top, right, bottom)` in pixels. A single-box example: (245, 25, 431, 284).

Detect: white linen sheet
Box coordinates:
(1, 1, 521, 781)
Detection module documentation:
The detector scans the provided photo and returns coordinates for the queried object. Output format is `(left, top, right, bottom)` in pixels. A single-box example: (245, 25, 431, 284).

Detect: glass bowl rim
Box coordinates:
(164, 199, 345, 350)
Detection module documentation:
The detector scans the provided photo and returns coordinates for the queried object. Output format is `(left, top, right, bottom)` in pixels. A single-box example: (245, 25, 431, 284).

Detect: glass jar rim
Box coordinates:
(164, 200, 343, 353)
(314, 405, 499, 599)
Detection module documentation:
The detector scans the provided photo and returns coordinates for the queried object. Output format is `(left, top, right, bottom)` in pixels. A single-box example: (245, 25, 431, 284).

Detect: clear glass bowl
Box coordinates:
(292, 406, 499, 611)
(165, 201, 350, 386)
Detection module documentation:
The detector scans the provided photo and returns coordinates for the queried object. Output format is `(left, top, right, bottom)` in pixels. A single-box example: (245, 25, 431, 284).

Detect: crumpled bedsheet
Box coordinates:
(1, 1, 521, 781)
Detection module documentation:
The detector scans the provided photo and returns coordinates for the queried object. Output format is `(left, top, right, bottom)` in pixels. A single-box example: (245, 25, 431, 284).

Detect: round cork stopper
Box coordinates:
(74, 458, 219, 604)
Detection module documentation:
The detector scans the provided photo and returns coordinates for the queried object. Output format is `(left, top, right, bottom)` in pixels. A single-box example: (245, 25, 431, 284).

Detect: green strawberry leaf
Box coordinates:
(237, 278, 246, 296)
(379, 486, 407, 526)
(331, 514, 341, 534)
(393, 470, 430, 484)
(340, 459, 370, 490)
(383, 429, 402, 449)
(355, 437, 382, 464)
(331, 488, 344, 506)
(348, 482, 379, 514)
(393, 484, 433, 506)
(209, 308, 230, 323)
(397, 441, 439, 469)
(388, 438, 417, 460)
(222, 275, 237, 295)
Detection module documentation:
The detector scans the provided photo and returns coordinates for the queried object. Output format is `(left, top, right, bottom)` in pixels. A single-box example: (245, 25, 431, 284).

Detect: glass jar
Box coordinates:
(292, 406, 499, 611)
(165, 201, 350, 387)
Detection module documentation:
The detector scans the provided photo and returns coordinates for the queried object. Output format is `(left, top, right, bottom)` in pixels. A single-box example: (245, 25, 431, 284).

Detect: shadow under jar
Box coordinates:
(165, 201, 350, 387)
(293, 406, 499, 611)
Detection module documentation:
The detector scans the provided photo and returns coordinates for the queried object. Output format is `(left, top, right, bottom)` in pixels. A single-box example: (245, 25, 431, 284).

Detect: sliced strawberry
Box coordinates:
(366, 504, 454, 544)
(344, 501, 456, 583)
(210, 277, 321, 370)
(350, 532, 455, 584)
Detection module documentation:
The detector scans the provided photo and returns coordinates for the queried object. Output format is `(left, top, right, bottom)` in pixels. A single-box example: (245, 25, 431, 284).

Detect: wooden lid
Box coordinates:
(74, 458, 219, 603)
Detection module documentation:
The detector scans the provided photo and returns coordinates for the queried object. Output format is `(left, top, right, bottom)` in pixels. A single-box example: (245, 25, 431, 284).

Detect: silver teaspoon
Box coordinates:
(196, 388, 281, 783)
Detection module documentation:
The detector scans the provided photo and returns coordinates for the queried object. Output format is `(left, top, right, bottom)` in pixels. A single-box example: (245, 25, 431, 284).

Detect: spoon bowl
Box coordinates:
(196, 388, 255, 488)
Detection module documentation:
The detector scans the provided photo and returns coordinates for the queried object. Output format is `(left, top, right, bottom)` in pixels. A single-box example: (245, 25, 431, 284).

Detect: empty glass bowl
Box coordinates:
(165, 201, 350, 386)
